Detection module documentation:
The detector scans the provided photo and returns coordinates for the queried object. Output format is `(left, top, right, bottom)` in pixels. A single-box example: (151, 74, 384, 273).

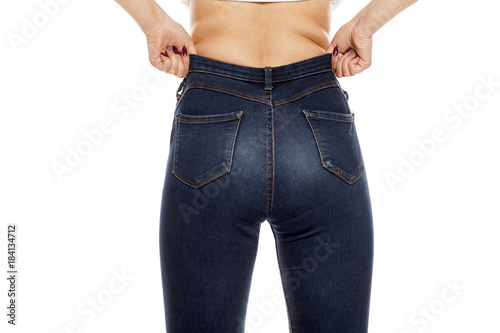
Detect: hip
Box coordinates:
(169, 53, 366, 190)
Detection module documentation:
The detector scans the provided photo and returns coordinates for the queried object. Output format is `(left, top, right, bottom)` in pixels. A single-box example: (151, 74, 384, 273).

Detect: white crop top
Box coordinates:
(181, 0, 342, 10)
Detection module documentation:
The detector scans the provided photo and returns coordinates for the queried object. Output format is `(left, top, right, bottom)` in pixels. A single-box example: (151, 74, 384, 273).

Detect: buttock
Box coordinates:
(167, 54, 367, 222)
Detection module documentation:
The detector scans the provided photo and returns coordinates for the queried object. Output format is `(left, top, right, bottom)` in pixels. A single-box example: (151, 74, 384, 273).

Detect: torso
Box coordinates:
(189, 0, 333, 67)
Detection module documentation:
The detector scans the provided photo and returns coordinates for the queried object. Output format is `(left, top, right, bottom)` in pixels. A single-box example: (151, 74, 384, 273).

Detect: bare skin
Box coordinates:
(188, 0, 333, 68)
(115, 0, 419, 78)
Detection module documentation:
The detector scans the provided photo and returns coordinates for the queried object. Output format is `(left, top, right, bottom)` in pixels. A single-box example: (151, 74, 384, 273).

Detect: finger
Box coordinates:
(341, 50, 358, 77)
(331, 47, 340, 73)
(333, 57, 343, 78)
(175, 45, 191, 75)
(334, 49, 349, 77)
(334, 47, 353, 77)
(347, 58, 357, 76)
(160, 45, 180, 67)
(177, 60, 188, 78)
(179, 45, 189, 68)
(178, 44, 198, 78)
(177, 46, 191, 77)
(152, 52, 171, 73)
(164, 47, 182, 76)
(157, 52, 174, 73)
(170, 58, 180, 77)
(348, 56, 362, 76)
(332, 47, 344, 77)
(162, 45, 173, 55)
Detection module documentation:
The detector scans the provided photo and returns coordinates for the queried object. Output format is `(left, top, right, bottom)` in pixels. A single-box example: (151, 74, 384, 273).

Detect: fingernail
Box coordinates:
(344, 47, 351, 55)
(161, 51, 167, 57)
(182, 46, 187, 57)
(333, 46, 338, 57)
(173, 46, 179, 55)
(354, 54, 359, 59)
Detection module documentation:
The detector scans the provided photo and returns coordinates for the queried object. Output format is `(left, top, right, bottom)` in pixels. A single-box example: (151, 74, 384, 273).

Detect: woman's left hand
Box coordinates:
(326, 20, 373, 78)
(144, 16, 197, 78)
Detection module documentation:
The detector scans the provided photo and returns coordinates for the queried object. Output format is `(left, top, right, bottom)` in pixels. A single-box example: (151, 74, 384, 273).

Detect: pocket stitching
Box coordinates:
(176, 114, 241, 122)
(172, 111, 243, 188)
(303, 110, 353, 121)
(303, 110, 364, 185)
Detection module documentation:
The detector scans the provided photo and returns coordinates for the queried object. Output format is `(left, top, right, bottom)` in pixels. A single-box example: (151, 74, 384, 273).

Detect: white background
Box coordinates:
(1, 0, 499, 332)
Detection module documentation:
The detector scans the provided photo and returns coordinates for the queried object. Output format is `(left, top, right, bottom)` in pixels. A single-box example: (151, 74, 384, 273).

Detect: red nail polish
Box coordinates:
(161, 51, 167, 56)
(333, 46, 338, 57)
(344, 47, 352, 55)
(173, 46, 179, 55)
(182, 46, 187, 57)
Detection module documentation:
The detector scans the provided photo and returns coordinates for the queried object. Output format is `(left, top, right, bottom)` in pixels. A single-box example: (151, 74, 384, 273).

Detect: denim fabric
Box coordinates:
(159, 52, 374, 333)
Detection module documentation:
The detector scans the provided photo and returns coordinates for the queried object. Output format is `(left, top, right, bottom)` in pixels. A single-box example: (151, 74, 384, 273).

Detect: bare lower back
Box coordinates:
(188, 0, 334, 67)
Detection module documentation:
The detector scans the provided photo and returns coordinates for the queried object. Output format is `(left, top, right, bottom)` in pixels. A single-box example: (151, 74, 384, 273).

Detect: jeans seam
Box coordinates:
(180, 81, 340, 107)
(266, 89, 271, 218)
(269, 90, 275, 218)
(188, 68, 333, 83)
(188, 69, 264, 83)
(266, 90, 269, 217)
(183, 83, 268, 104)
(278, 82, 339, 104)
(173, 168, 228, 188)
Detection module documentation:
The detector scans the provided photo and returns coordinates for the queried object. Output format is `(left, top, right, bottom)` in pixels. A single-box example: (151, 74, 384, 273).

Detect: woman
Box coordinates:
(115, 0, 417, 332)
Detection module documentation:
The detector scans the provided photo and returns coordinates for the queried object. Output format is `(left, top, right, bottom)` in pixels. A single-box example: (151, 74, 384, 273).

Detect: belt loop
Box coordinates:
(176, 76, 187, 100)
(342, 88, 349, 101)
(264, 66, 272, 90)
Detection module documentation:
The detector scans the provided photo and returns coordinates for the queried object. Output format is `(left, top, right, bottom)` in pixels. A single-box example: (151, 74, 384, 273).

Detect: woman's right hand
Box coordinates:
(326, 20, 373, 78)
(144, 16, 197, 78)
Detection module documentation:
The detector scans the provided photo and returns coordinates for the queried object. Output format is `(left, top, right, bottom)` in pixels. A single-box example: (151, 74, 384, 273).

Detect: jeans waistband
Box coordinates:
(187, 53, 335, 84)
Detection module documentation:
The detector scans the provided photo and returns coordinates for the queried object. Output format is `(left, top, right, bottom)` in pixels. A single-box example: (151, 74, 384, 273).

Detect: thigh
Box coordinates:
(159, 86, 264, 332)
(159, 185, 262, 332)
(270, 78, 374, 332)
(271, 177, 374, 332)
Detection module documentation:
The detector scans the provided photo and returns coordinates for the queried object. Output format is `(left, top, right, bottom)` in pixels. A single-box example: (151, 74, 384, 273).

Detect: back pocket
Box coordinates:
(172, 111, 244, 188)
(303, 109, 365, 185)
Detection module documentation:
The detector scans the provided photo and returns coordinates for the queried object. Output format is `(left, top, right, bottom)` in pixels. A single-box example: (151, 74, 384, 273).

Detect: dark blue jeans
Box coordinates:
(159, 53, 374, 333)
